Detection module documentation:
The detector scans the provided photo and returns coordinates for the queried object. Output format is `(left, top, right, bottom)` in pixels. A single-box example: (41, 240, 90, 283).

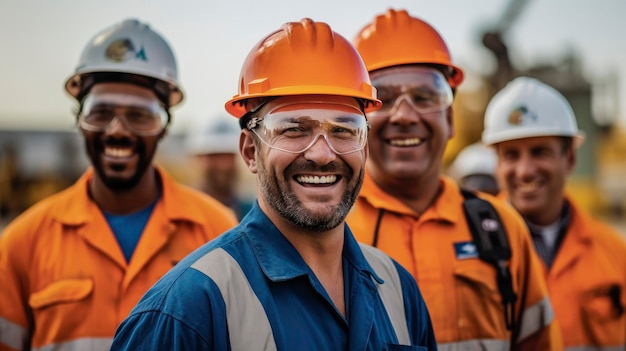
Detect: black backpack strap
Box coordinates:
(461, 189, 518, 331)
(372, 208, 385, 247)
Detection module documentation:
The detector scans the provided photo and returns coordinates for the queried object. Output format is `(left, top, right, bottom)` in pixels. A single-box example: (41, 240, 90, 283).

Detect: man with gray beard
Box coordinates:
(111, 18, 437, 350)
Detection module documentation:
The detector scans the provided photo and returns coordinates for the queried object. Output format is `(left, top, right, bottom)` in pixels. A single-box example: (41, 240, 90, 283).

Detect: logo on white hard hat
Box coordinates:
(105, 38, 147, 63)
(507, 106, 536, 126)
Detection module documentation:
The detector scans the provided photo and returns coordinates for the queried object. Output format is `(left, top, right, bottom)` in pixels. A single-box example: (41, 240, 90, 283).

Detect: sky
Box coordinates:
(1, 0, 625, 134)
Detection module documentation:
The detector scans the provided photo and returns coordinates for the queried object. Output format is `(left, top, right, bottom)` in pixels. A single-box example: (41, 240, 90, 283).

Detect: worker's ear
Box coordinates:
(564, 139, 577, 175)
(158, 126, 168, 140)
(446, 106, 455, 140)
(240, 129, 258, 174)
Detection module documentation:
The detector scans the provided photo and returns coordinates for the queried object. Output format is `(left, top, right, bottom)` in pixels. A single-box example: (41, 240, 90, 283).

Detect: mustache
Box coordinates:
(101, 136, 135, 147)
(285, 160, 350, 176)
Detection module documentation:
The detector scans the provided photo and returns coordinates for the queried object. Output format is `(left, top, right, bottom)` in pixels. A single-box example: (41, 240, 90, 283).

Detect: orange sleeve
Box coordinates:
(0, 217, 36, 351)
(497, 202, 563, 350)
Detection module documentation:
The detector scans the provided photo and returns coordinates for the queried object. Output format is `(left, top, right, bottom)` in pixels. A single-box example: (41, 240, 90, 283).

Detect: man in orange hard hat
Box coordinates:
(484, 76, 626, 350)
(111, 18, 437, 350)
(347, 8, 562, 350)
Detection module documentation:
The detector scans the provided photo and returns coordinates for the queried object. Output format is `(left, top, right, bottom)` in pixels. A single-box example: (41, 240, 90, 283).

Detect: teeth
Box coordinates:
(104, 147, 132, 158)
(296, 175, 337, 184)
(389, 138, 421, 146)
(518, 181, 539, 193)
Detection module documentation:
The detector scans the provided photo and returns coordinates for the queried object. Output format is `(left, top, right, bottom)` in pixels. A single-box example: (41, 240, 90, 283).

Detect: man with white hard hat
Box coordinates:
(185, 114, 253, 219)
(483, 76, 626, 350)
(448, 142, 499, 196)
(0, 19, 237, 350)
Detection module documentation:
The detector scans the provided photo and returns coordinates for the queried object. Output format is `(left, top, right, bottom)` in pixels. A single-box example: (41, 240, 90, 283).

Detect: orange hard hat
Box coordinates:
(354, 9, 464, 88)
(225, 18, 381, 118)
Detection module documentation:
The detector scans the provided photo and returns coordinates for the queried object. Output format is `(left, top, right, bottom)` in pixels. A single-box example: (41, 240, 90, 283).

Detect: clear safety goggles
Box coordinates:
(78, 93, 169, 136)
(368, 67, 453, 117)
(247, 100, 368, 155)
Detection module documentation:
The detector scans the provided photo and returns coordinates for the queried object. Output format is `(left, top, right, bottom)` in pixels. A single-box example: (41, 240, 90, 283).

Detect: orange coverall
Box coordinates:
(347, 175, 562, 350)
(539, 197, 626, 350)
(0, 167, 237, 351)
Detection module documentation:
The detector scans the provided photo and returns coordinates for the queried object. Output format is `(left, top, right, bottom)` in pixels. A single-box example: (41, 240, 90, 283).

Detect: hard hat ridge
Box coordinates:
(225, 18, 381, 118)
(286, 18, 334, 51)
(65, 18, 184, 107)
(353, 8, 464, 88)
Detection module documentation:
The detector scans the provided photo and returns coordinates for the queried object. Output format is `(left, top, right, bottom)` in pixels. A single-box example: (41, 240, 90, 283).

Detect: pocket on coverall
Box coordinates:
(580, 282, 626, 345)
(29, 278, 94, 333)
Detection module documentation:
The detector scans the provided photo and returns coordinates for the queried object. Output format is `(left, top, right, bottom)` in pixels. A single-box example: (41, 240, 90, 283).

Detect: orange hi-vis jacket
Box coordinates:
(0, 167, 238, 351)
(347, 175, 563, 351)
(538, 196, 626, 350)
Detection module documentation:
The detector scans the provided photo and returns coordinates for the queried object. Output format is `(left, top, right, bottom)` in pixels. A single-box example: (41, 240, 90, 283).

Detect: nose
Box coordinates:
(388, 95, 421, 125)
(303, 134, 337, 165)
(514, 153, 537, 181)
(104, 116, 133, 137)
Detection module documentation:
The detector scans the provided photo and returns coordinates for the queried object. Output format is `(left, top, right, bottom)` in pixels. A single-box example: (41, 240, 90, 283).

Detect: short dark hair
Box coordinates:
(559, 136, 574, 153)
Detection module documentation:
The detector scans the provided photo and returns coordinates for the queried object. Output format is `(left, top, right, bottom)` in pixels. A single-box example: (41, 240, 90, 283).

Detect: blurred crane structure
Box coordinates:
(448, 0, 623, 221)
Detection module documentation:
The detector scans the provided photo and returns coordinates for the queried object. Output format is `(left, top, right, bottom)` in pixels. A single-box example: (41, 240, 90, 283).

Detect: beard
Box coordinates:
(257, 155, 364, 232)
(97, 160, 150, 192)
(86, 135, 155, 192)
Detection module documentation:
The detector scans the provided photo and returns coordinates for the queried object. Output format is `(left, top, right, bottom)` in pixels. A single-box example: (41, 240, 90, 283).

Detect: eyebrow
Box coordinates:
(374, 83, 437, 90)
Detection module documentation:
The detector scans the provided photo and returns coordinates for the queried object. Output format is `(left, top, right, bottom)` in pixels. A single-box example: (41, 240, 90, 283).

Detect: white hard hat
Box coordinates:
(482, 76, 584, 146)
(185, 114, 241, 155)
(65, 18, 183, 107)
(448, 142, 497, 181)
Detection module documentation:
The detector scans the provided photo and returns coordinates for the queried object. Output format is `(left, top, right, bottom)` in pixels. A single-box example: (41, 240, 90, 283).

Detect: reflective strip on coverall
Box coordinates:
(188, 245, 411, 349)
(110, 203, 438, 349)
(0, 167, 238, 351)
(347, 175, 563, 350)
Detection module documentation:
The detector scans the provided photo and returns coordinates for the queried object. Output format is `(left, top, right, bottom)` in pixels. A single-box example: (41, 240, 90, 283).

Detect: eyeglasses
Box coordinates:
(247, 101, 368, 155)
(368, 67, 453, 117)
(78, 93, 168, 136)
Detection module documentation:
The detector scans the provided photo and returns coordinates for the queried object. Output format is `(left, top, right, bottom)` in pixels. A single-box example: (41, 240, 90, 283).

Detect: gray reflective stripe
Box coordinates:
(439, 338, 510, 351)
(0, 316, 27, 350)
(359, 244, 410, 345)
(566, 346, 626, 351)
(516, 296, 554, 343)
(191, 248, 277, 351)
(33, 337, 112, 351)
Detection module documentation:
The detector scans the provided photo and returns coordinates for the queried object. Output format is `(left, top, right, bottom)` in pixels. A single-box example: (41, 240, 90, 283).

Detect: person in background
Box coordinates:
(0, 19, 237, 351)
(347, 8, 562, 350)
(185, 113, 254, 219)
(111, 18, 437, 350)
(447, 142, 499, 196)
(483, 76, 626, 350)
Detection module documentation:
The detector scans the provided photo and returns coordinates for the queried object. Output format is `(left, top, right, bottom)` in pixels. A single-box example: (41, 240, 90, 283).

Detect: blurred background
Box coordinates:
(1, 0, 625, 233)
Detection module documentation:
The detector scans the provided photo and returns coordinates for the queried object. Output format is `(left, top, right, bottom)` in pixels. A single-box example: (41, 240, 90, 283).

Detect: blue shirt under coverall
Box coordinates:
(111, 203, 437, 351)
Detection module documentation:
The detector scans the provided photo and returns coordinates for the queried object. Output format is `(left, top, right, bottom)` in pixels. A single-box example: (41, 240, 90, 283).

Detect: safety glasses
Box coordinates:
(78, 93, 168, 136)
(368, 66, 453, 117)
(247, 100, 368, 155)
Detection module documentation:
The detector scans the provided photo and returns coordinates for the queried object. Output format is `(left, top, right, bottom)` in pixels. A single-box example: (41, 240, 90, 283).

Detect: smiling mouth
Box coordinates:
(295, 175, 339, 185)
(104, 147, 133, 158)
(517, 180, 541, 193)
(387, 137, 422, 146)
